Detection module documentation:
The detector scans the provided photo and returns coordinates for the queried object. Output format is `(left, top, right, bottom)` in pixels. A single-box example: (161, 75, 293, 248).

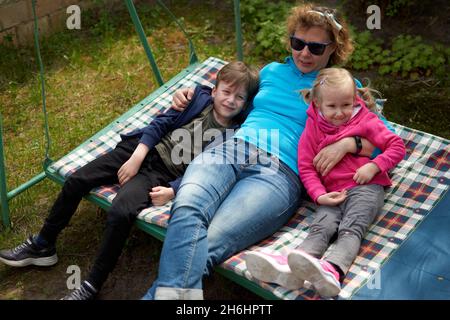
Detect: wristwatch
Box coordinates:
(354, 136, 362, 155)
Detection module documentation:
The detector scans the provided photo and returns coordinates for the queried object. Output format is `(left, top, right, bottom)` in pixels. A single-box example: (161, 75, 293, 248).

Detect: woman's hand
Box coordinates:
(150, 186, 175, 206)
(353, 162, 380, 184)
(171, 88, 195, 112)
(313, 137, 354, 176)
(317, 190, 347, 206)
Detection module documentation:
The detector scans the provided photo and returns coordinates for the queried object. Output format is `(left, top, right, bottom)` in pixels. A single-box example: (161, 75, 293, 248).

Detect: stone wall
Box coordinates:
(0, 0, 121, 46)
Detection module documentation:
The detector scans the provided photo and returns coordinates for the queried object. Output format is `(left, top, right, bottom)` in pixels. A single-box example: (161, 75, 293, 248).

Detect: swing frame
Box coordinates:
(0, 0, 242, 230)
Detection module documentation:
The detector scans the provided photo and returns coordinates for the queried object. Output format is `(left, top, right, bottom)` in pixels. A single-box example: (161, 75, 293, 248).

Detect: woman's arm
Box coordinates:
(313, 137, 376, 176)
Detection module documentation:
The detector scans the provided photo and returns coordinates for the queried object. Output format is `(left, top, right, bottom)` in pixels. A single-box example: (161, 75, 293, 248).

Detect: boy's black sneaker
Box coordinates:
(0, 236, 58, 267)
(61, 281, 98, 300)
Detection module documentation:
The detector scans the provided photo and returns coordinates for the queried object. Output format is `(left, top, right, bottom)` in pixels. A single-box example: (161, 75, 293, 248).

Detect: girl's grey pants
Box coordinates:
(298, 184, 385, 275)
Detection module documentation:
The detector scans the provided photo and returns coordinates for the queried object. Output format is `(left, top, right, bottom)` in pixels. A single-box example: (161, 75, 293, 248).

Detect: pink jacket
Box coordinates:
(297, 98, 406, 203)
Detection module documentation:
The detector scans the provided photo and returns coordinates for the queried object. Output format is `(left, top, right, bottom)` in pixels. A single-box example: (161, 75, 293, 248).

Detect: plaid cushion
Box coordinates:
(49, 57, 450, 300)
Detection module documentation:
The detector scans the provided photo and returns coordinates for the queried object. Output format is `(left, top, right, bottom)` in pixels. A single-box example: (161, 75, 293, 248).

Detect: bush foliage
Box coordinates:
(241, 0, 449, 79)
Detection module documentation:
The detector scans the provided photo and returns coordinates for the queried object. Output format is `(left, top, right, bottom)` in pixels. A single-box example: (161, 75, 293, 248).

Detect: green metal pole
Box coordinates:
(32, 0, 52, 169)
(156, 0, 198, 65)
(0, 115, 11, 229)
(234, 0, 243, 61)
(7, 172, 46, 200)
(125, 0, 164, 86)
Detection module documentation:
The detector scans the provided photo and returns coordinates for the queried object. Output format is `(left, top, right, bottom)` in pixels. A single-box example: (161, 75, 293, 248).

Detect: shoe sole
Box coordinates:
(245, 251, 304, 290)
(288, 251, 340, 298)
(0, 254, 58, 267)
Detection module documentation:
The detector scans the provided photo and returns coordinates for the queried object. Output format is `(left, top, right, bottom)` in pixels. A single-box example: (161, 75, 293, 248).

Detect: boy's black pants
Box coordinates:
(39, 137, 175, 289)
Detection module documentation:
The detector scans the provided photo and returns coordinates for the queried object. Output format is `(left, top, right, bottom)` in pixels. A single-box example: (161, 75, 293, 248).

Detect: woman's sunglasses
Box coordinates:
(290, 36, 332, 56)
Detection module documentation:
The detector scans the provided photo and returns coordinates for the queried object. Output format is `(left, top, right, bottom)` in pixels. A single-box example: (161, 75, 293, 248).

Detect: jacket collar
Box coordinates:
(285, 56, 319, 79)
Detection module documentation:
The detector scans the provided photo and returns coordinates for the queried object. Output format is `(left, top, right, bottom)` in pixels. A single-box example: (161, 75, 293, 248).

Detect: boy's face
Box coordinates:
(212, 81, 247, 125)
(316, 82, 355, 126)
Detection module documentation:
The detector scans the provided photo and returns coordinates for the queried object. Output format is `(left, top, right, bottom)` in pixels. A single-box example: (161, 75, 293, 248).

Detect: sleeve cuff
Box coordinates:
(370, 158, 387, 173)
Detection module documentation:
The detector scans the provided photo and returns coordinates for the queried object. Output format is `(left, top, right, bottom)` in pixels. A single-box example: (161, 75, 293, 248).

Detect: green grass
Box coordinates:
(0, 0, 237, 202)
(0, 0, 448, 300)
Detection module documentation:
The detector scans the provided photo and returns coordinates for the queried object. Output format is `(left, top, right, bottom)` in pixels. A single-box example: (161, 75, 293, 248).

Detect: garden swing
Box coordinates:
(1, 0, 449, 300)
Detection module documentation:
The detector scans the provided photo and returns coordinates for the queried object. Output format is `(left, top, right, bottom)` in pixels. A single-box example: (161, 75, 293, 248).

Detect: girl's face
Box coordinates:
(291, 26, 336, 74)
(316, 83, 355, 126)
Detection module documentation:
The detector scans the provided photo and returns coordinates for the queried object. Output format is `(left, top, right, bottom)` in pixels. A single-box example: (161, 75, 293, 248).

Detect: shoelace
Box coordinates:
(12, 239, 32, 254)
(70, 285, 93, 300)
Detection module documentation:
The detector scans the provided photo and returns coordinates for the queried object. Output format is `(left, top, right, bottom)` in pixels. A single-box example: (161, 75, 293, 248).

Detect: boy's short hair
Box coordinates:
(216, 61, 260, 108)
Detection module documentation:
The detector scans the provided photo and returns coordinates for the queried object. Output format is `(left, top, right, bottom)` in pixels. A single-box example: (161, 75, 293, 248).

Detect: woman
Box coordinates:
(143, 4, 385, 300)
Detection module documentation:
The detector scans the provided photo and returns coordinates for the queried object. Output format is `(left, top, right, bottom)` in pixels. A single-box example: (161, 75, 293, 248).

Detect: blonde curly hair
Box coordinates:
(286, 3, 354, 66)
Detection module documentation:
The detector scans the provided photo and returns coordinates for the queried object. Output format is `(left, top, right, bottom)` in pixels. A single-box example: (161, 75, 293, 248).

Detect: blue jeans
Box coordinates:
(142, 138, 302, 299)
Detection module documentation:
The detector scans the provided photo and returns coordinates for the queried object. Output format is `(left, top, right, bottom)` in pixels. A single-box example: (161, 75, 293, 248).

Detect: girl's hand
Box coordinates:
(317, 190, 347, 206)
(313, 137, 354, 176)
(353, 162, 380, 184)
(150, 186, 175, 206)
(171, 88, 195, 112)
(117, 158, 141, 186)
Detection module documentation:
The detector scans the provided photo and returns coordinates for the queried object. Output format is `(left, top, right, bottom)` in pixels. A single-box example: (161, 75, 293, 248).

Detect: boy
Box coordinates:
(0, 61, 259, 300)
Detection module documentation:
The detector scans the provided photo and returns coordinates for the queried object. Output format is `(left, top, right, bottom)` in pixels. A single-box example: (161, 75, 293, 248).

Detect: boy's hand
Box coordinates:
(353, 162, 380, 184)
(317, 190, 347, 206)
(314, 137, 353, 176)
(118, 143, 149, 186)
(150, 186, 175, 206)
(117, 157, 141, 186)
(171, 88, 194, 112)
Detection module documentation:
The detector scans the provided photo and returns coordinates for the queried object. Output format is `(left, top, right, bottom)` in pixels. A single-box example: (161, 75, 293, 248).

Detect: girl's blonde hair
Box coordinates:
(301, 67, 381, 113)
(286, 3, 353, 66)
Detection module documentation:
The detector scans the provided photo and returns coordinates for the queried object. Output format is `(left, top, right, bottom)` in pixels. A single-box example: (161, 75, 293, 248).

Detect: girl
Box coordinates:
(246, 67, 405, 298)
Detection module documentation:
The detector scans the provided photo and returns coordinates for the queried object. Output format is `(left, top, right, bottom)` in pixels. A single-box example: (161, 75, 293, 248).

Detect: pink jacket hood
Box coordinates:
(306, 96, 368, 135)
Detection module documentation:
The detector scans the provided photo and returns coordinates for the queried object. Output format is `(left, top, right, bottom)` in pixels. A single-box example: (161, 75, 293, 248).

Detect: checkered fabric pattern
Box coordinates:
(49, 57, 450, 300)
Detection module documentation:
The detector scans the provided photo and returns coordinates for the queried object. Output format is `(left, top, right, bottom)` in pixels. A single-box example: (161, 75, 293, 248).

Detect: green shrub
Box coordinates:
(347, 31, 449, 79)
(378, 35, 448, 78)
(241, 0, 449, 79)
(241, 0, 293, 61)
(347, 30, 387, 70)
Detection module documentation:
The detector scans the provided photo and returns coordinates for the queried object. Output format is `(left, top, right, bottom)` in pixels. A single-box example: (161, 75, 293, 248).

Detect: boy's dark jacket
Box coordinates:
(120, 85, 249, 194)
